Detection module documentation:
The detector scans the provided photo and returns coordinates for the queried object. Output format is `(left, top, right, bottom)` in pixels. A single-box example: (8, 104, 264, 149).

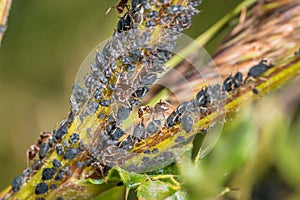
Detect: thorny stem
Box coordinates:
(1, 0, 300, 199)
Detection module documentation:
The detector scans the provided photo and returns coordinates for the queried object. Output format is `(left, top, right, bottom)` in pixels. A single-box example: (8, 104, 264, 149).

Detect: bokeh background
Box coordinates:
(1, 0, 300, 199)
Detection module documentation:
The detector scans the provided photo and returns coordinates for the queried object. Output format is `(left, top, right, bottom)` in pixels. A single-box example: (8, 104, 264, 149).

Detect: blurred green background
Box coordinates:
(0, 0, 241, 190)
(2, 1, 299, 199)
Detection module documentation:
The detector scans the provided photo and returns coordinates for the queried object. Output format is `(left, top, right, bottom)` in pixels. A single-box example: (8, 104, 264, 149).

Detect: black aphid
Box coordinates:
(100, 99, 111, 107)
(39, 143, 49, 159)
(57, 197, 63, 200)
(152, 148, 159, 153)
(84, 160, 92, 167)
(54, 171, 64, 181)
(233, 72, 243, 88)
(146, 120, 159, 135)
(117, 12, 133, 33)
(252, 88, 259, 94)
(32, 160, 42, 170)
(110, 127, 125, 140)
(64, 148, 81, 160)
(94, 89, 103, 100)
(35, 182, 49, 195)
(42, 168, 57, 181)
(144, 149, 151, 154)
(222, 75, 233, 92)
(69, 133, 80, 144)
(56, 145, 64, 156)
(176, 101, 188, 114)
(11, 176, 23, 192)
(181, 114, 193, 133)
(50, 184, 57, 190)
(55, 123, 68, 140)
(195, 89, 207, 107)
(175, 136, 185, 143)
(132, 0, 144, 11)
(148, 10, 159, 19)
(166, 111, 179, 127)
(247, 60, 273, 79)
(133, 124, 146, 139)
(52, 159, 62, 168)
(117, 107, 131, 120)
(133, 87, 149, 98)
(48, 137, 56, 148)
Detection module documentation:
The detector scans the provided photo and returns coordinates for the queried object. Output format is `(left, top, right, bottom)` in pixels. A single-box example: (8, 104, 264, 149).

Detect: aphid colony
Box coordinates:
(11, 112, 79, 199)
(8, 0, 275, 197)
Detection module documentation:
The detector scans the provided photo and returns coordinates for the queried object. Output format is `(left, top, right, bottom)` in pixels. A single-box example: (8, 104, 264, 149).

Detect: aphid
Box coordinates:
(77, 162, 83, 168)
(52, 159, 62, 168)
(35, 182, 49, 195)
(84, 159, 92, 167)
(148, 10, 159, 19)
(64, 148, 81, 160)
(117, 106, 131, 120)
(48, 137, 57, 148)
(233, 72, 243, 89)
(146, 19, 156, 27)
(94, 89, 103, 100)
(166, 111, 179, 127)
(22, 168, 32, 178)
(11, 176, 23, 192)
(133, 87, 149, 98)
(55, 123, 68, 140)
(39, 143, 49, 159)
(252, 88, 259, 94)
(98, 113, 106, 119)
(119, 135, 134, 150)
(144, 149, 151, 154)
(245, 59, 274, 81)
(176, 101, 188, 114)
(32, 160, 42, 171)
(56, 145, 64, 156)
(69, 133, 80, 144)
(152, 148, 159, 154)
(133, 123, 146, 139)
(42, 168, 56, 180)
(50, 184, 57, 190)
(100, 99, 111, 107)
(109, 127, 125, 140)
(57, 197, 63, 200)
(195, 89, 207, 107)
(54, 171, 64, 181)
(175, 136, 185, 143)
(181, 114, 193, 133)
(132, 0, 144, 11)
(117, 12, 133, 33)
(37, 198, 45, 200)
(166, 5, 182, 14)
(146, 120, 160, 135)
(222, 75, 233, 92)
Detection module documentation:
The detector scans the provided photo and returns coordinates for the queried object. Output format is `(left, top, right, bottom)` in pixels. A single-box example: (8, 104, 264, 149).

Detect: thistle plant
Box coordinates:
(0, 0, 300, 199)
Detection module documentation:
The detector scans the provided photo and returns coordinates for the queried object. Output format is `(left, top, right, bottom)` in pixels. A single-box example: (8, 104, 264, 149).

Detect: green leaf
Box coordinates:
(137, 180, 178, 200)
